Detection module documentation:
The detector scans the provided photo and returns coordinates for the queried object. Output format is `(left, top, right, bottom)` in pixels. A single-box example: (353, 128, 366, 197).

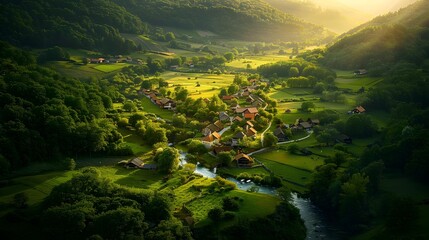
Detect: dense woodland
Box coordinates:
(1, 0, 429, 239)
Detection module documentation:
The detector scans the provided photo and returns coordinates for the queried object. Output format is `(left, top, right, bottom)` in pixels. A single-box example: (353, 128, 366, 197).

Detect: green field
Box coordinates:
(118, 128, 152, 155)
(219, 166, 270, 177)
(226, 54, 290, 71)
(255, 149, 325, 171)
(160, 72, 234, 99)
(91, 63, 131, 73)
(140, 97, 174, 120)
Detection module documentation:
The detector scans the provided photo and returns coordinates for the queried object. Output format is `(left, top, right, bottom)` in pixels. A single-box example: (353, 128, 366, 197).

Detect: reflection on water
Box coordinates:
(179, 152, 340, 239)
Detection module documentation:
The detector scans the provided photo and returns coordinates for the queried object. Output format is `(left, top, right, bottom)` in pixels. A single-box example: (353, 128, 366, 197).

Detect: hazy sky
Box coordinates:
(313, 0, 418, 15)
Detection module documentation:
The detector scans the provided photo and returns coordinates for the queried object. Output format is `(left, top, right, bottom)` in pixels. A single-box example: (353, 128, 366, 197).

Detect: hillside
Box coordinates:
(109, 0, 333, 43)
(322, 0, 429, 70)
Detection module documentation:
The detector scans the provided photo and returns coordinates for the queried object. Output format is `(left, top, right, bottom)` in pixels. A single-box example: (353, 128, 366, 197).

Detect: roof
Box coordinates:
(206, 124, 221, 132)
(203, 134, 214, 142)
(235, 108, 248, 114)
(247, 128, 257, 136)
(244, 108, 258, 114)
(299, 122, 312, 129)
(355, 106, 366, 113)
(233, 131, 246, 139)
(128, 158, 144, 167)
(234, 153, 253, 162)
(160, 98, 173, 105)
(246, 121, 254, 127)
(233, 116, 243, 122)
(311, 119, 320, 124)
(214, 120, 224, 130)
(222, 95, 235, 100)
(274, 127, 285, 136)
(212, 132, 221, 140)
(142, 164, 157, 169)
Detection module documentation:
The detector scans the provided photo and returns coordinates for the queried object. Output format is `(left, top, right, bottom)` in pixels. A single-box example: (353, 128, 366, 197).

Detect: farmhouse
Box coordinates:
(202, 120, 224, 136)
(246, 127, 257, 137)
(274, 127, 288, 142)
(232, 131, 246, 146)
(353, 106, 366, 114)
(233, 153, 254, 168)
(222, 95, 235, 101)
(242, 107, 259, 120)
(299, 121, 312, 130)
(219, 111, 230, 122)
(159, 98, 176, 110)
(233, 116, 243, 123)
(126, 158, 144, 168)
(203, 132, 221, 143)
(90, 58, 105, 64)
(354, 69, 368, 75)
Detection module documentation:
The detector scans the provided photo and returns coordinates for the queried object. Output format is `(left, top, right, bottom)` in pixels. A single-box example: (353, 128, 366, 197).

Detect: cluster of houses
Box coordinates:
(140, 89, 177, 110)
(88, 55, 135, 64)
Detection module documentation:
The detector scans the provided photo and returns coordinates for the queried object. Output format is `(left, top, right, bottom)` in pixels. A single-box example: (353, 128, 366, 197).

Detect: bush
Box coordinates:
(208, 207, 224, 222)
(222, 197, 240, 211)
(13, 192, 28, 209)
(223, 211, 236, 220)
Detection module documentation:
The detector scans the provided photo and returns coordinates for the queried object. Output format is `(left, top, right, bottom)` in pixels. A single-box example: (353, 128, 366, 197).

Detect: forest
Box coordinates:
(1, 0, 429, 240)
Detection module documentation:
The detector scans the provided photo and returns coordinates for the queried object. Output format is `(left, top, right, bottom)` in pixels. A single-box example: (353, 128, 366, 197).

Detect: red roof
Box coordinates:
(244, 108, 258, 114)
(222, 95, 235, 100)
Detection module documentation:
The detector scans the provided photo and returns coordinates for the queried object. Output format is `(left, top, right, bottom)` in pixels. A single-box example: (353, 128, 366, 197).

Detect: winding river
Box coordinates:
(179, 153, 341, 239)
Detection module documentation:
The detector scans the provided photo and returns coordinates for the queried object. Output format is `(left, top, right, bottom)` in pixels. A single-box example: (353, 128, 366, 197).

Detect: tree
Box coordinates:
(222, 197, 240, 211)
(13, 192, 28, 209)
(218, 151, 234, 166)
(187, 140, 208, 156)
(301, 101, 315, 112)
(287, 144, 300, 154)
(123, 101, 137, 112)
(224, 52, 235, 62)
(172, 114, 186, 128)
(289, 67, 299, 77)
(94, 207, 147, 239)
(165, 32, 176, 41)
(155, 147, 180, 174)
(345, 114, 377, 138)
(263, 132, 278, 147)
(339, 173, 369, 228)
(68, 158, 76, 171)
(315, 127, 339, 146)
(228, 84, 239, 95)
(208, 207, 224, 222)
(183, 163, 196, 173)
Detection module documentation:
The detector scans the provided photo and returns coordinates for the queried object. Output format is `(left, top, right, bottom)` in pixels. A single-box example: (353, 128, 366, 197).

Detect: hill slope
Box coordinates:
(112, 0, 333, 42)
(322, 0, 429, 70)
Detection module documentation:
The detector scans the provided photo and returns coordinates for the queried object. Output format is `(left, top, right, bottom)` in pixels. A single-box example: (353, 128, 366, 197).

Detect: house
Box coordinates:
(353, 106, 366, 114)
(90, 58, 105, 64)
(242, 107, 259, 120)
(213, 146, 233, 155)
(219, 112, 230, 122)
(246, 96, 254, 103)
(246, 121, 254, 129)
(202, 120, 224, 136)
(309, 119, 320, 126)
(246, 127, 257, 137)
(149, 93, 158, 103)
(203, 132, 221, 143)
(222, 95, 235, 101)
(299, 121, 313, 130)
(126, 158, 144, 168)
(233, 116, 243, 123)
(337, 134, 352, 144)
(285, 109, 292, 114)
(252, 99, 265, 108)
(354, 69, 368, 76)
(159, 98, 175, 110)
(232, 131, 246, 146)
(233, 153, 254, 168)
(274, 127, 288, 142)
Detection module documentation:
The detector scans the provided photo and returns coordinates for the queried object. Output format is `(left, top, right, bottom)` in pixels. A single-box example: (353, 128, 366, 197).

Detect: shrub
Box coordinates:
(222, 197, 240, 211)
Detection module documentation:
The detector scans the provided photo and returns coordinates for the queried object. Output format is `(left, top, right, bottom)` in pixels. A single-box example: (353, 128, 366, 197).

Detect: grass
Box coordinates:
(140, 97, 174, 120)
(226, 55, 290, 71)
(118, 128, 152, 155)
(159, 72, 234, 99)
(91, 63, 130, 73)
(218, 167, 270, 178)
(255, 149, 325, 172)
(45, 61, 106, 79)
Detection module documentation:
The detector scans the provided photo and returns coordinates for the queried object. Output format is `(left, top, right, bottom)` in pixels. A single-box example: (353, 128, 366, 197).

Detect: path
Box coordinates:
(259, 120, 272, 146)
(218, 126, 231, 136)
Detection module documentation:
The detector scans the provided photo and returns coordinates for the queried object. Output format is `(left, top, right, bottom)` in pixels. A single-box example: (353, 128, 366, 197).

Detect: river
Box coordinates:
(179, 153, 341, 239)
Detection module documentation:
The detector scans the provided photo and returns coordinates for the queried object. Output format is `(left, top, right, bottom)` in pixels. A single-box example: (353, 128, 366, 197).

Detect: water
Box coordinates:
(179, 152, 340, 239)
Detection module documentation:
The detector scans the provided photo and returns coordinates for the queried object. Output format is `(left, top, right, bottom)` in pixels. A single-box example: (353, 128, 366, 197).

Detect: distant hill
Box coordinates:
(322, 0, 429, 70)
(112, 0, 334, 43)
(0, 0, 334, 54)
(265, 0, 370, 33)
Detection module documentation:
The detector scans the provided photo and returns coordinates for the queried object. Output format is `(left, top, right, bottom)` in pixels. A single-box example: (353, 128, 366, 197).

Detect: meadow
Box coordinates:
(160, 72, 235, 99)
(140, 97, 174, 120)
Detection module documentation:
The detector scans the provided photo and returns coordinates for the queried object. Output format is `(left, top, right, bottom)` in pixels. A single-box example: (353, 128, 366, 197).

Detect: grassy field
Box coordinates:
(218, 166, 270, 177)
(118, 128, 152, 155)
(140, 97, 174, 120)
(160, 72, 234, 99)
(45, 61, 107, 79)
(255, 149, 325, 172)
(226, 54, 290, 71)
(91, 63, 131, 73)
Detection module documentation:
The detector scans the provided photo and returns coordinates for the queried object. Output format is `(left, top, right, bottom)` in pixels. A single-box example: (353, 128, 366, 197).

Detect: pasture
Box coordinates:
(255, 149, 325, 172)
(91, 63, 131, 73)
(160, 72, 235, 99)
(226, 54, 290, 71)
(140, 97, 174, 120)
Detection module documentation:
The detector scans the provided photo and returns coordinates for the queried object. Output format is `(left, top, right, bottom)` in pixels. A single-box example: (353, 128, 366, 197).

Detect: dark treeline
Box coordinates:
(0, 0, 147, 54)
(0, 42, 129, 173)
